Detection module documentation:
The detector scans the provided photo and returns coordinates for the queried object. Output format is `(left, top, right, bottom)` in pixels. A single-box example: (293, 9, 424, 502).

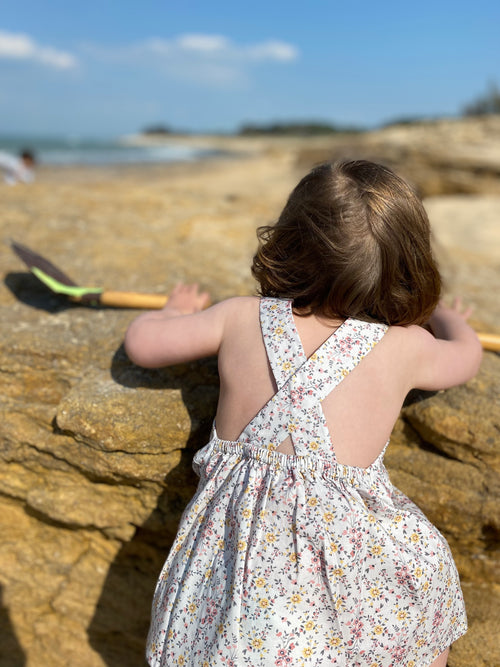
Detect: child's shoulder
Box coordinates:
(214, 295, 261, 329)
(384, 323, 430, 344)
(212, 295, 259, 317)
(381, 323, 440, 362)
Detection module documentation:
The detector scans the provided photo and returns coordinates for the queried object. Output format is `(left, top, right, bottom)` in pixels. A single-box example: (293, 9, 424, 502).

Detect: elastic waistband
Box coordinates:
(206, 437, 388, 487)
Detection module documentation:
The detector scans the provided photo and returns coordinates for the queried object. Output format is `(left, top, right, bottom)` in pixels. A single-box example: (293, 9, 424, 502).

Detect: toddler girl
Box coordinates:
(125, 160, 482, 666)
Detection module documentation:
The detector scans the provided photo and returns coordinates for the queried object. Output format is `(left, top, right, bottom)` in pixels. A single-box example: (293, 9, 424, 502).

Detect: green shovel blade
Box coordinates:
(32, 267, 103, 299)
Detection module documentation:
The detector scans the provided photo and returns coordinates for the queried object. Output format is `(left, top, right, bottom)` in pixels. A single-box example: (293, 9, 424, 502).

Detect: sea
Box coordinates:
(0, 135, 225, 166)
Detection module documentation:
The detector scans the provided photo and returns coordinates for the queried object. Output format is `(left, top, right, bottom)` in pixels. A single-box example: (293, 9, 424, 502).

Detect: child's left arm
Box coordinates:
(409, 298, 483, 391)
(124, 283, 224, 368)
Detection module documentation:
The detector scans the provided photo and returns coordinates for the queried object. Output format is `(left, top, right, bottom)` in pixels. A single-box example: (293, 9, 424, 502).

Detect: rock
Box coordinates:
(0, 125, 499, 665)
(295, 115, 500, 197)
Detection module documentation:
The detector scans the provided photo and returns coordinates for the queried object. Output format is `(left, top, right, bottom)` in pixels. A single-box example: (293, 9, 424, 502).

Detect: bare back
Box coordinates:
(215, 296, 413, 468)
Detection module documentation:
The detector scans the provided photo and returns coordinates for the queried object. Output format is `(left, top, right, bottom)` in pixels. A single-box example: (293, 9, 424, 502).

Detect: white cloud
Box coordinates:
(84, 33, 299, 87)
(245, 40, 298, 62)
(176, 34, 230, 54)
(0, 29, 78, 69)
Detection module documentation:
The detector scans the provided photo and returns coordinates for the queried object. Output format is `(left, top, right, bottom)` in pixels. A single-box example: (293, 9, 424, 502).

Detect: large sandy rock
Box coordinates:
(0, 127, 499, 666)
(295, 115, 500, 197)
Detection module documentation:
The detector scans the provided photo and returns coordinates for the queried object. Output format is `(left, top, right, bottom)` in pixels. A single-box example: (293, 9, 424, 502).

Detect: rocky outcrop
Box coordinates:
(296, 115, 500, 197)
(1, 122, 499, 666)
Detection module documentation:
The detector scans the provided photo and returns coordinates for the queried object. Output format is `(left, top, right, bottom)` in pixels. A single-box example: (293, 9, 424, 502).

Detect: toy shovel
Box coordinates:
(11, 241, 168, 309)
(9, 241, 500, 351)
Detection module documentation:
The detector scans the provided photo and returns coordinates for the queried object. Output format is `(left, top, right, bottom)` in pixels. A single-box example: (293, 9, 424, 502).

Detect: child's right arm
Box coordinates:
(409, 299, 483, 391)
(124, 283, 226, 368)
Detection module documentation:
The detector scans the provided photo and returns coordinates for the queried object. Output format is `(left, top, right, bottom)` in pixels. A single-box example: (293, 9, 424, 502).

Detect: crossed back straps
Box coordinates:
(237, 298, 387, 463)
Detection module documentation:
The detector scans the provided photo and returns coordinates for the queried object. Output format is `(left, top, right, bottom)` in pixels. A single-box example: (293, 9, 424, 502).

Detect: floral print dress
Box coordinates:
(146, 298, 467, 667)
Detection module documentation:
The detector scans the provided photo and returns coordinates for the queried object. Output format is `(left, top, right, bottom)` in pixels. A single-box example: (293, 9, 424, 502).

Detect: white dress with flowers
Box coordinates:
(146, 298, 467, 667)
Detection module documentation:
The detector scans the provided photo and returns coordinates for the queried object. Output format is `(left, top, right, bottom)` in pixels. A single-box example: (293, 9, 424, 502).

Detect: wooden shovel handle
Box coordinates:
(99, 291, 168, 309)
(476, 332, 500, 352)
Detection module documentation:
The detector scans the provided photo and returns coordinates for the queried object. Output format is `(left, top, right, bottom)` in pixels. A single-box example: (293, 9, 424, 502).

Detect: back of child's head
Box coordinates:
(252, 159, 441, 326)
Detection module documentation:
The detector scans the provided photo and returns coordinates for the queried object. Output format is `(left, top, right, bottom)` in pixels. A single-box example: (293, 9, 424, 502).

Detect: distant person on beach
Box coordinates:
(125, 160, 482, 666)
(0, 150, 36, 185)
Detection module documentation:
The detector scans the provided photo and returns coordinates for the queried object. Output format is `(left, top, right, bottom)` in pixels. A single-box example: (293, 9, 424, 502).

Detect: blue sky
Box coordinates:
(1, 1, 499, 137)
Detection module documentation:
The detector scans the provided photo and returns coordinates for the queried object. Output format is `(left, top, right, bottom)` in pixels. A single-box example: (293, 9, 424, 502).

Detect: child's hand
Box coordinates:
(426, 297, 477, 342)
(164, 282, 211, 315)
(431, 297, 474, 323)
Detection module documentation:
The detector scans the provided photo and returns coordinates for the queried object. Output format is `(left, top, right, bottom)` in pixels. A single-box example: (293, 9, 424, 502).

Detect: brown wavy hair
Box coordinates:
(251, 160, 441, 326)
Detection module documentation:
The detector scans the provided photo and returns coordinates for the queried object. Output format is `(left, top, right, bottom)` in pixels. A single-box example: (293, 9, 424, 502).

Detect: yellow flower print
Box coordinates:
(265, 532, 276, 543)
(408, 662, 416, 667)
(290, 593, 302, 604)
(188, 602, 197, 613)
(417, 638, 425, 648)
(282, 361, 292, 371)
(414, 567, 423, 578)
(329, 636, 341, 647)
(369, 587, 380, 598)
(177, 656, 185, 666)
(309, 441, 319, 450)
(394, 514, 402, 523)
(370, 544, 382, 556)
(410, 533, 420, 543)
(255, 577, 266, 588)
(367, 514, 376, 523)
(237, 540, 246, 551)
(304, 620, 315, 631)
(274, 326, 283, 335)
(332, 568, 344, 577)
(242, 508, 252, 519)
(374, 625, 384, 635)
(302, 646, 314, 658)
(397, 610, 407, 620)
(335, 598, 343, 610)
(308, 497, 318, 507)
(252, 637, 263, 650)
(217, 539, 224, 550)
(329, 542, 338, 553)
(289, 552, 298, 562)
(323, 511, 334, 523)
(259, 598, 270, 609)
(423, 581, 429, 591)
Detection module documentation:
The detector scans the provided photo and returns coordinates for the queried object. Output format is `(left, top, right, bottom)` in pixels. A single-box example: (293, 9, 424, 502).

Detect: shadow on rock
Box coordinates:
(0, 585, 26, 667)
(4, 271, 74, 313)
(87, 345, 218, 666)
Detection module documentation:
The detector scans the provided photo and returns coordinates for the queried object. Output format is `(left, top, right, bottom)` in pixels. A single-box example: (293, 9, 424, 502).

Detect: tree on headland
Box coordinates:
(238, 121, 362, 136)
(141, 124, 172, 135)
(462, 82, 500, 116)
